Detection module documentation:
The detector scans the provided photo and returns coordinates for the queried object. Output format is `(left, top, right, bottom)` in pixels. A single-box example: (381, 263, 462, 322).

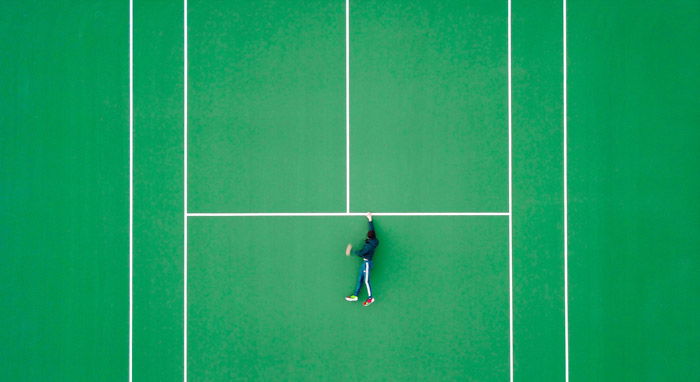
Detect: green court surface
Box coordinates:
(1, 1, 699, 381)
(189, 217, 508, 381)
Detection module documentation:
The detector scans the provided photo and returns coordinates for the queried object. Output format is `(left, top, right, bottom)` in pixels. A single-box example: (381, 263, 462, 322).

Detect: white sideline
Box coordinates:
(183, 0, 189, 380)
(128, 0, 133, 380)
(563, 0, 569, 380)
(187, 212, 509, 217)
(507, 0, 514, 380)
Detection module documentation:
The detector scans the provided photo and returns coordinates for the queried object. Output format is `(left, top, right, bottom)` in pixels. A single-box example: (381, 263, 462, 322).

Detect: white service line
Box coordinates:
(187, 212, 509, 217)
(183, 0, 189, 380)
(563, 0, 569, 380)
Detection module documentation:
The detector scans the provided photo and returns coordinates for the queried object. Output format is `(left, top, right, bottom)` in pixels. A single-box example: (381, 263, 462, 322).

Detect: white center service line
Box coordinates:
(345, 0, 351, 214)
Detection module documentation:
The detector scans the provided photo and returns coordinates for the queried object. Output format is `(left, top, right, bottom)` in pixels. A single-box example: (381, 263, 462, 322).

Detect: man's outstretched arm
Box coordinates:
(354, 243, 372, 257)
(345, 243, 372, 257)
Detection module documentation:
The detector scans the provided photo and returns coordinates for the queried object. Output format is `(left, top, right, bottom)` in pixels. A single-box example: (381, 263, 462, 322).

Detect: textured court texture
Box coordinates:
(1, 0, 699, 381)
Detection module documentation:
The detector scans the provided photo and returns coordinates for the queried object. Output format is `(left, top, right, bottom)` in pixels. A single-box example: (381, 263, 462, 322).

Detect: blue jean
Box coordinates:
(353, 259, 373, 298)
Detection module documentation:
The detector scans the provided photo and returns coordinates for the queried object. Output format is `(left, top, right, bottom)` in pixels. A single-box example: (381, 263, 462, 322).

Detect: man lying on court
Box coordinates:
(345, 212, 379, 306)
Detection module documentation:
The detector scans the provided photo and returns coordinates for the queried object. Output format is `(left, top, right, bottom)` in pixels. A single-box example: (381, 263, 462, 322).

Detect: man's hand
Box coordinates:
(345, 244, 352, 256)
(366, 212, 372, 222)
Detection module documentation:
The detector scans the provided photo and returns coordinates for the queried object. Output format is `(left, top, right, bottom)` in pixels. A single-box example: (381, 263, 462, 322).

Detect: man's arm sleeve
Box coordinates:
(354, 244, 371, 256)
(368, 221, 375, 231)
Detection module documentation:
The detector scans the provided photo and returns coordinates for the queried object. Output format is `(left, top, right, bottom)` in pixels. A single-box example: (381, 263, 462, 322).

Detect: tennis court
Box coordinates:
(1, 0, 698, 381)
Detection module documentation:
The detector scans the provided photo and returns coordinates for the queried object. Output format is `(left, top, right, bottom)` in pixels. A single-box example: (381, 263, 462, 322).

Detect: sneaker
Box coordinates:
(345, 295, 358, 302)
(362, 297, 375, 306)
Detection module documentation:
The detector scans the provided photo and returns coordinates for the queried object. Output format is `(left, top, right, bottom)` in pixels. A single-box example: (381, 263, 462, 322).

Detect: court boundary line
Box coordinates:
(183, 0, 189, 380)
(128, 0, 133, 380)
(507, 0, 513, 380)
(563, 0, 569, 380)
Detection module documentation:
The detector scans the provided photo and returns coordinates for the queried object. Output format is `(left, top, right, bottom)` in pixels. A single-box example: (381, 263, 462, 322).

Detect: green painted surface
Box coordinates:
(569, 1, 700, 380)
(189, 217, 509, 381)
(351, 0, 508, 212)
(188, 0, 346, 213)
(4, 0, 699, 381)
(133, 0, 183, 380)
(0, 1, 128, 381)
(512, 0, 565, 380)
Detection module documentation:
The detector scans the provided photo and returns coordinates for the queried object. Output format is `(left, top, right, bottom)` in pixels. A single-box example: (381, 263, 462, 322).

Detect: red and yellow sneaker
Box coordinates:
(362, 297, 375, 306)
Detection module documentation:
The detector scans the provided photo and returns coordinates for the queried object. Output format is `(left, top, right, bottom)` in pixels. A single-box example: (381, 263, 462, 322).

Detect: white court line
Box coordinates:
(128, 0, 133, 380)
(345, 0, 351, 213)
(563, 0, 569, 380)
(187, 212, 509, 217)
(507, 0, 514, 380)
(183, 0, 189, 380)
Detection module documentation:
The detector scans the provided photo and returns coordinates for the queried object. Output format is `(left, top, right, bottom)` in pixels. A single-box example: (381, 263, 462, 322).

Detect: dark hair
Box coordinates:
(367, 230, 376, 239)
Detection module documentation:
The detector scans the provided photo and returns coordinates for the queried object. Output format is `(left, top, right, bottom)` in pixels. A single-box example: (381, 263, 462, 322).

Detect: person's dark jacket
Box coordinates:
(354, 221, 379, 261)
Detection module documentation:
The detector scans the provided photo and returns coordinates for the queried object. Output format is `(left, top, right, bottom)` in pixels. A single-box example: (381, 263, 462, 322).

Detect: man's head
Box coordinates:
(367, 230, 376, 239)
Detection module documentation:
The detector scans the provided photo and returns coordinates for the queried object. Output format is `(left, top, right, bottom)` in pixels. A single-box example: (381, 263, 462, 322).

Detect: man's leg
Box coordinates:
(345, 262, 364, 301)
(362, 261, 375, 306)
(364, 261, 372, 298)
(353, 262, 365, 296)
